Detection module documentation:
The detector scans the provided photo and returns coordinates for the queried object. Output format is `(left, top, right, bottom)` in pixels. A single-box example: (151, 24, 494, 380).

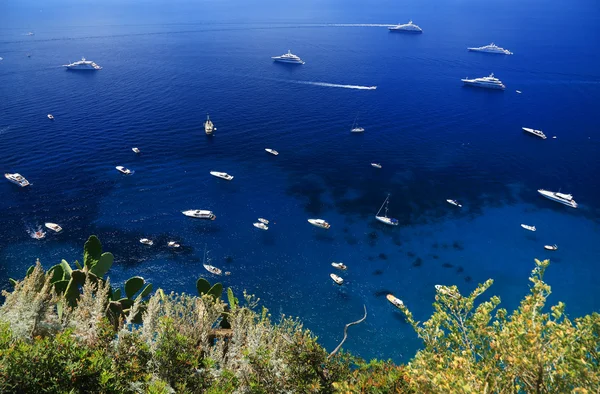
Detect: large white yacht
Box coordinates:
(461, 73, 505, 90)
(538, 189, 578, 208)
(63, 57, 102, 70)
(5, 173, 30, 187)
(388, 21, 423, 33)
(182, 209, 216, 220)
(522, 127, 547, 139)
(272, 50, 305, 64)
(468, 43, 513, 55)
(210, 171, 233, 181)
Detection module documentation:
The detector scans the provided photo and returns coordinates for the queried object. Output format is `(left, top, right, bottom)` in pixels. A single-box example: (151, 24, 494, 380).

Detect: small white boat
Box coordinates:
(386, 294, 404, 308)
(140, 238, 153, 245)
(47, 114, 54, 120)
(253, 222, 268, 230)
(210, 171, 234, 181)
(44, 222, 62, 233)
(330, 273, 344, 285)
(371, 163, 382, 169)
(5, 173, 30, 187)
(132, 147, 140, 154)
(308, 219, 330, 229)
(204, 264, 222, 275)
(116, 166, 133, 175)
(522, 127, 547, 140)
(351, 114, 364, 133)
(446, 199, 462, 207)
(167, 241, 180, 248)
(388, 21, 423, 33)
(204, 114, 216, 135)
(331, 262, 347, 271)
(375, 194, 399, 226)
(516, 90, 522, 94)
(544, 244, 558, 251)
(258, 218, 269, 224)
(182, 209, 216, 220)
(521, 224, 536, 232)
(265, 148, 279, 156)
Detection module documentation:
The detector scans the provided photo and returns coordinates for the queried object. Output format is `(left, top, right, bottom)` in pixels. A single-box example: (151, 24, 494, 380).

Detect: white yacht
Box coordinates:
(63, 57, 102, 70)
(386, 294, 404, 308)
(371, 163, 382, 169)
(538, 189, 578, 208)
(253, 222, 268, 231)
(331, 262, 347, 271)
(446, 199, 462, 207)
(116, 166, 133, 175)
(132, 147, 140, 154)
(210, 171, 233, 181)
(204, 264, 222, 275)
(272, 50, 305, 64)
(258, 218, 269, 225)
(330, 273, 344, 285)
(47, 114, 54, 120)
(388, 20, 423, 33)
(140, 238, 154, 246)
(522, 127, 547, 139)
(167, 241, 181, 248)
(182, 209, 216, 220)
(44, 223, 63, 233)
(204, 114, 215, 135)
(308, 219, 330, 229)
(265, 148, 279, 156)
(375, 194, 399, 226)
(521, 224, 536, 232)
(461, 73, 505, 90)
(544, 244, 558, 251)
(468, 43, 513, 55)
(5, 173, 30, 187)
(351, 114, 364, 133)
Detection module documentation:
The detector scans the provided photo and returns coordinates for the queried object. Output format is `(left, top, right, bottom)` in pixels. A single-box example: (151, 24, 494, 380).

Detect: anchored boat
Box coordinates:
(375, 194, 399, 226)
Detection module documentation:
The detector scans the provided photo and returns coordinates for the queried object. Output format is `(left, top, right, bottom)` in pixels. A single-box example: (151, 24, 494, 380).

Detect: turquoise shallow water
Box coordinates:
(1, 0, 599, 362)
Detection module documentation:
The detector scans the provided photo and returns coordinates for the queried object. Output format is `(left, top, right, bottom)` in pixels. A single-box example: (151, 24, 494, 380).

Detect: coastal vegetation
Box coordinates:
(0, 236, 598, 393)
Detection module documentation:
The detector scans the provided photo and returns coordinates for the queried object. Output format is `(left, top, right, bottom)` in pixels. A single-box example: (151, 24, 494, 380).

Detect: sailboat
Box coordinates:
(202, 244, 222, 275)
(375, 194, 399, 226)
(204, 114, 216, 135)
(351, 113, 364, 133)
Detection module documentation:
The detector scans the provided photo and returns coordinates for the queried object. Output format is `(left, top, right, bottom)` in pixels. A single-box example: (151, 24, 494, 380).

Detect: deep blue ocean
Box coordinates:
(1, 0, 599, 362)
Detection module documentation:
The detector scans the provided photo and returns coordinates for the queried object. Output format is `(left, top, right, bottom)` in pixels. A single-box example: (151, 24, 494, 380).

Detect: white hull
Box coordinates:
(204, 264, 222, 275)
(265, 149, 279, 156)
(210, 171, 233, 181)
(116, 166, 133, 175)
(446, 199, 462, 207)
(253, 222, 268, 230)
(375, 216, 399, 226)
(48, 114, 54, 120)
(386, 294, 404, 308)
(140, 238, 153, 245)
(272, 58, 305, 64)
(522, 127, 547, 139)
(258, 218, 269, 224)
(5, 173, 30, 187)
(462, 81, 505, 90)
(132, 147, 140, 154)
(351, 127, 364, 133)
(388, 21, 422, 33)
(308, 219, 330, 229)
(538, 189, 578, 208)
(168, 241, 180, 248)
(544, 245, 558, 251)
(44, 223, 63, 233)
(468, 48, 512, 55)
(371, 163, 382, 168)
(330, 273, 344, 285)
(331, 262, 347, 270)
(182, 210, 216, 220)
(63, 58, 102, 70)
(521, 224, 536, 232)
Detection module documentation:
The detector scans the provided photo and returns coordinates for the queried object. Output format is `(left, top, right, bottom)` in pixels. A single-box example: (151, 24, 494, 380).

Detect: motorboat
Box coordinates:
(258, 218, 269, 225)
(537, 189, 578, 208)
(265, 148, 279, 156)
(132, 147, 140, 154)
(116, 166, 133, 175)
(44, 223, 63, 233)
(544, 244, 558, 251)
(521, 224, 536, 232)
(253, 222, 268, 230)
(467, 43, 513, 55)
(386, 294, 404, 308)
(516, 90, 522, 94)
(182, 209, 216, 220)
(371, 163, 382, 169)
(330, 273, 344, 285)
(447, 199, 462, 207)
(331, 262, 347, 271)
(210, 171, 234, 181)
(47, 114, 54, 120)
(140, 238, 153, 245)
(202, 244, 222, 275)
(375, 194, 399, 226)
(351, 114, 364, 133)
(308, 219, 330, 229)
(204, 114, 216, 135)
(33, 230, 46, 240)
(388, 20, 422, 33)
(5, 173, 30, 187)
(63, 57, 102, 70)
(168, 241, 180, 248)
(461, 73, 505, 90)
(272, 50, 305, 64)
(522, 127, 547, 139)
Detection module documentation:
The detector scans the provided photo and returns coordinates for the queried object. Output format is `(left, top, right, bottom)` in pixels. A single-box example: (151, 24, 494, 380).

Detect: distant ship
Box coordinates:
(63, 57, 102, 70)
(468, 43, 513, 55)
(538, 189, 578, 208)
(461, 73, 505, 90)
(26, 32, 35, 36)
(522, 127, 547, 139)
(388, 21, 423, 33)
(272, 50, 305, 64)
(204, 114, 215, 135)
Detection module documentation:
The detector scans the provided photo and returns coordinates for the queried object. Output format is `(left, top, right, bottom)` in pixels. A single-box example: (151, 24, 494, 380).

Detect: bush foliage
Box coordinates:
(0, 237, 598, 393)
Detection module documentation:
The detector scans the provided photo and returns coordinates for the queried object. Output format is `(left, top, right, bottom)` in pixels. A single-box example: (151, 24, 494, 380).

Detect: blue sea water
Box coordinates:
(1, 0, 599, 362)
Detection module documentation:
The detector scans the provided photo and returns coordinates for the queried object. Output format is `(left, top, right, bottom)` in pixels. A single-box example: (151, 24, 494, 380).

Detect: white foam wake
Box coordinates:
(324, 23, 395, 27)
(293, 80, 377, 90)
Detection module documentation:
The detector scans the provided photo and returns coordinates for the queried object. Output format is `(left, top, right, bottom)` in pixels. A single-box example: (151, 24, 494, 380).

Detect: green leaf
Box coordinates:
(57, 301, 64, 320)
(70, 270, 86, 286)
(227, 287, 238, 311)
(111, 288, 122, 301)
(60, 259, 72, 279)
(64, 279, 80, 307)
(26, 265, 35, 277)
(48, 264, 65, 284)
(207, 283, 223, 300)
(83, 235, 102, 269)
(8, 278, 17, 287)
(125, 276, 145, 299)
(90, 252, 113, 278)
(74, 260, 82, 270)
(118, 297, 135, 310)
(136, 283, 153, 301)
(196, 278, 211, 295)
(53, 280, 70, 295)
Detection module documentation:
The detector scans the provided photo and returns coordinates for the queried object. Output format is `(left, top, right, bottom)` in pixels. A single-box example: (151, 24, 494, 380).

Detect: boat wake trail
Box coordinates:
(324, 23, 395, 27)
(292, 80, 377, 90)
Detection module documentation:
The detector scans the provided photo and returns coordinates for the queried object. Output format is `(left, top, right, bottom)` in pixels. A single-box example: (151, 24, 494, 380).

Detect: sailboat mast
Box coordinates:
(376, 194, 390, 216)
